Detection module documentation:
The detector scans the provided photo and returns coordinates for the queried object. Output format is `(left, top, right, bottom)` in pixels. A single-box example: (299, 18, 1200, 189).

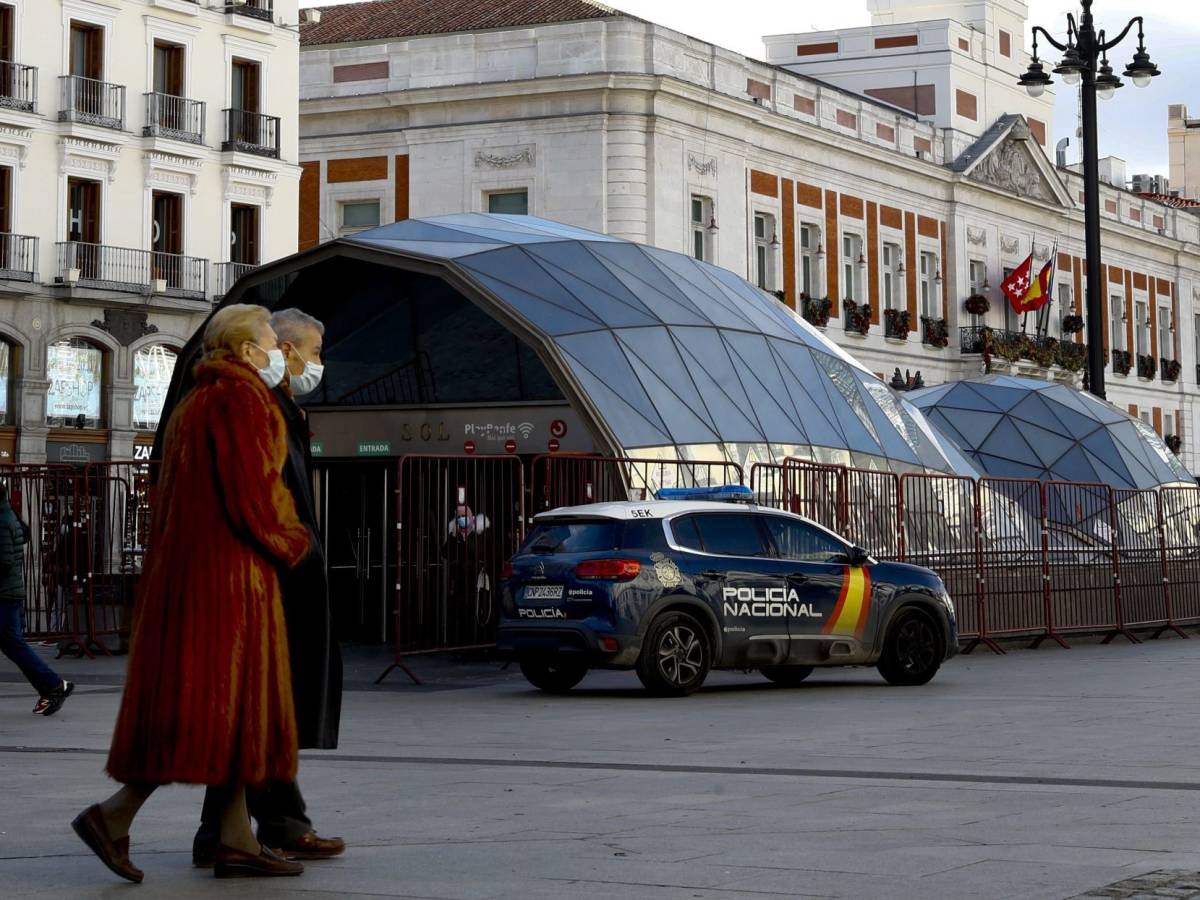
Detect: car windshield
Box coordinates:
(520, 520, 620, 555)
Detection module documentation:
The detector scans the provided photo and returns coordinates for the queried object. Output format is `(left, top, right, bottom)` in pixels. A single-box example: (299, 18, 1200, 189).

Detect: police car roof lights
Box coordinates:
(654, 484, 754, 503)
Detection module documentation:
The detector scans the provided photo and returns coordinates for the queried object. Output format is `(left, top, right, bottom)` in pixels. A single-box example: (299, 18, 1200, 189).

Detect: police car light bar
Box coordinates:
(654, 485, 754, 503)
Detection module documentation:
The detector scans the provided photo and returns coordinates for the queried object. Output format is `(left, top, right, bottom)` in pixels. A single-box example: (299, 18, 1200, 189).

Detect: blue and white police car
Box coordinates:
(498, 486, 957, 696)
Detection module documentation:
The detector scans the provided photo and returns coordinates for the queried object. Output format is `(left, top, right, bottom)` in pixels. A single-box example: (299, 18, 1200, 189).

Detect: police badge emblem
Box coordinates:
(650, 552, 682, 589)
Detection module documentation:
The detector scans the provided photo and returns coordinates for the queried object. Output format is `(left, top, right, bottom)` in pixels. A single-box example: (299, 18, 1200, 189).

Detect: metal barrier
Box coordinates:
(379, 454, 526, 684)
(749, 462, 786, 510)
(1162, 487, 1200, 626)
(530, 454, 745, 519)
(0, 465, 89, 654)
(977, 478, 1050, 649)
(781, 459, 845, 534)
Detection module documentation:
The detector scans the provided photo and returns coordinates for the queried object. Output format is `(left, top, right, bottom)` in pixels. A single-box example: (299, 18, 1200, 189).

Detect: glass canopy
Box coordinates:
(909, 374, 1194, 488)
(340, 214, 962, 473)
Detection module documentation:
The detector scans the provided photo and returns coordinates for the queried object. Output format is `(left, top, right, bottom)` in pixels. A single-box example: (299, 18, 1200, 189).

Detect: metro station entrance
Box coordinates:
(317, 462, 394, 645)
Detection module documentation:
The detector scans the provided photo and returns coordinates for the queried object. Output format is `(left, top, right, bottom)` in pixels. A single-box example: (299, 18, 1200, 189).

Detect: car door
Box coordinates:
(760, 514, 868, 652)
(671, 511, 794, 667)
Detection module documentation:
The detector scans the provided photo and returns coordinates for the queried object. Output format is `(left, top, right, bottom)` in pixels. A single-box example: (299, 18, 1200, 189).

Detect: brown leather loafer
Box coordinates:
(213, 844, 304, 878)
(71, 804, 144, 884)
(275, 830, 346, 861)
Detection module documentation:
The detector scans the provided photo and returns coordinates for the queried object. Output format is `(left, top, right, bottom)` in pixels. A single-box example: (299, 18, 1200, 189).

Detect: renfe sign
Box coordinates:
(307, 405, 593, 458)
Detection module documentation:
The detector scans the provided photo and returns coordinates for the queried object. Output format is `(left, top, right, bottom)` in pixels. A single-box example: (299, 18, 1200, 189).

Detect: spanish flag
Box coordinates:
(1001, 246, 1055, 315)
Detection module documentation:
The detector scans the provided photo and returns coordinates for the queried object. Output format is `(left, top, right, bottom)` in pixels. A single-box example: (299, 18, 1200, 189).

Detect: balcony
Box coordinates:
(214, 261, 258, 297)
(1111, 349, 1131, 375)
(57, 242, 208, 299)
(0, 233, 37, 281)
(960, 327, 1087, 373)
(226, 0, 273, 21)
(843, 300, 871, 336)
(59, 75, 125, 130)
(143, 93, 205, 144)
(0, 62, 36, 113)
(1161, 357, 1182, 383)
(222, 109, 279, 159)
(920, 315, 948, 348)
(1136, 353, 1156, 380)
(883, 308, 910, 339)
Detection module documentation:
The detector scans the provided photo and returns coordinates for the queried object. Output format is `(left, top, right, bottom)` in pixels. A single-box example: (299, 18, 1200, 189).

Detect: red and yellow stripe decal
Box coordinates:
(823, 565, 872, 638)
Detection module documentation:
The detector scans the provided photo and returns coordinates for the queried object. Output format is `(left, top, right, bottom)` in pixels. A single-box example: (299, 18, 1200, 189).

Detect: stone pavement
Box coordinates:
(3, 639, 1200, 899)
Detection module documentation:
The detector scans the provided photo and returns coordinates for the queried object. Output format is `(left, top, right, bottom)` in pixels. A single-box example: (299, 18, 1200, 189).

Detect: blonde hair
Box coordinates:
(203, 304, 271, 357)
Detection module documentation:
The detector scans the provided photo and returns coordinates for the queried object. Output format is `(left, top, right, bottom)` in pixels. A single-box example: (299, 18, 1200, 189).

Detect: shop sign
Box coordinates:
(357, 440, 391, 457)
(46, 441, 106, 465)
(311, 441, 324, 457)
(504, 439, 517, 454)
(463, 440, 476, 455)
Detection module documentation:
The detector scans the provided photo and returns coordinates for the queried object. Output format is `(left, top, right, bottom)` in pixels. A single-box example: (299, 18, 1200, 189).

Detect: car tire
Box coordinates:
(636, 611, 712, 696)
(760, 665, 814, 686)
(520, 658, 588, 694)
(877, 606, 943, 686)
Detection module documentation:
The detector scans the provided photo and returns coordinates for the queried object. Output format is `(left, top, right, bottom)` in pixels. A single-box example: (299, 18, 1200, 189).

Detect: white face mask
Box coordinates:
(252, 344, 287, 389)
(289, 358, 325, 395)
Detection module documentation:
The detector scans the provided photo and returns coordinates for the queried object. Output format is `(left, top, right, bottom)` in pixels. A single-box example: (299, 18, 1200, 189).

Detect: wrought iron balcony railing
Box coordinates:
(959, 327, 1087, 372)
(143, 92, 205, 144)
(57, 242, 208, 299)
(222, 108, 279, 159)
(0, 61, 36, 113)
(214, 261, 258, 297)
(226, 0, 273, 21)
(0, 233, 37, 281)
(1161, 357, 1182, 383)
(59, 75, 125, 130)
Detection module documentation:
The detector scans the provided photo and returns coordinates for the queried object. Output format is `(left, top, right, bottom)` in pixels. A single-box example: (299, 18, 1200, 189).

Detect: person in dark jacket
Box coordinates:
(1, 483, 74, 715)
(193, 308, 344, 865)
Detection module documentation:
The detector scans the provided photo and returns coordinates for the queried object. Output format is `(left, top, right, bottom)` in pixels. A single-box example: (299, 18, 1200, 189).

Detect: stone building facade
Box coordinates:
(0, 0, 302, 464)
(299, 0, 1200, 470)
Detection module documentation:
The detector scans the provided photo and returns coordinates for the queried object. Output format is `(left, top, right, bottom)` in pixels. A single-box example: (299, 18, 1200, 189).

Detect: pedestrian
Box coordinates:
(192, 307, 345, 866)
(0, 481, 73, 715)
(71, 304, 313, 882)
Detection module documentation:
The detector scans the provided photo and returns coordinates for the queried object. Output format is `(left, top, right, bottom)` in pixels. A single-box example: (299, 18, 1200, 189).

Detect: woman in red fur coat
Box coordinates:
(73, 304, 313, 882)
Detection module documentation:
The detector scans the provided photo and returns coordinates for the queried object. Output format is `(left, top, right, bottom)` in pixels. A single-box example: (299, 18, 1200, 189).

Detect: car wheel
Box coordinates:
(760, 665, 814, 686)
(520, 658, 588, 694)
(636, 611, 711, 696)
(877, 607, 942, 686)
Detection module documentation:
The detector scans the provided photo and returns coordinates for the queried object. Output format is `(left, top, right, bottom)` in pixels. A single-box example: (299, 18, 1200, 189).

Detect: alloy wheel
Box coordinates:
(895, 617, 938, 674)
(657, 624, 704, 686)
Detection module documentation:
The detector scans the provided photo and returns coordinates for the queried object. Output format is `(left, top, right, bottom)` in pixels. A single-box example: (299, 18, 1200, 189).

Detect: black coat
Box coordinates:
(273, 384, 343, 750)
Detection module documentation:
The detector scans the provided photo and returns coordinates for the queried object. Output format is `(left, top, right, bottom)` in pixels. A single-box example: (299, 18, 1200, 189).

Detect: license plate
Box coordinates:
(524, 585, 563, 601)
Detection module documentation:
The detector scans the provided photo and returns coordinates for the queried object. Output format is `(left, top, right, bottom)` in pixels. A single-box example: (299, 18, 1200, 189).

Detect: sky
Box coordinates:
(315, 0, 1200, 178)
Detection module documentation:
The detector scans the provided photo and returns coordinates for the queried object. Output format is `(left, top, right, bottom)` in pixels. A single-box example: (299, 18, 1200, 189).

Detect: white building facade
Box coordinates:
(0, 0, 302, 465)
(299, 0, 1200, 471)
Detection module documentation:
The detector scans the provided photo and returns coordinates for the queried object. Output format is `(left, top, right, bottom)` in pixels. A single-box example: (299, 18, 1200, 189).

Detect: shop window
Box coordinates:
(340, 200, 380, 235)
(799, 223, 819, 296)
(132, 344, 177, 432)
(0, 338, 12, 426)
(690, 195, 713, 262)
(753, 212, 775, 291)
(841, 232, 863, 302)
(882, 241, 902, 310)
(45, 338, 104, 428)
(486, 189, 528, 216)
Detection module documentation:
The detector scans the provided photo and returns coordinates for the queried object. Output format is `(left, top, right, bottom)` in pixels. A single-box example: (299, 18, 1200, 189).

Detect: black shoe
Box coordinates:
(33, 680, 74, 717)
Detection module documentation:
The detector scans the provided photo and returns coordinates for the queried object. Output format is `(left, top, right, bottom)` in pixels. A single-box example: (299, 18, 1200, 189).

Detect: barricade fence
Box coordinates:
(6, 454, 1200, 670)
(0, 461, 155, 656)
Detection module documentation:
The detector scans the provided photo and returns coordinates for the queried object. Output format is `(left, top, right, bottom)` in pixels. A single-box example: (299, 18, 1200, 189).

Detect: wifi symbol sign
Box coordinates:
(517, 422, 535, 439)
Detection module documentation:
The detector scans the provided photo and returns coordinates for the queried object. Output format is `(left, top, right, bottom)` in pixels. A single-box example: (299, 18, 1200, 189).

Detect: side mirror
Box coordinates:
(847, 545, 870, 568)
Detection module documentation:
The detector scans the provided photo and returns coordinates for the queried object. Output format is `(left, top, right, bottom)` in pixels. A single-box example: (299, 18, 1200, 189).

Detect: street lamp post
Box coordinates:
(1018, 1, 1160, 400)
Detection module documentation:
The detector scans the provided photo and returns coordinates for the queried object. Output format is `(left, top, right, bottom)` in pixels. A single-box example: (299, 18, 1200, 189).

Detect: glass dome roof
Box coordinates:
(347, 214, 962, 473)
(908, 374, 1194, 488)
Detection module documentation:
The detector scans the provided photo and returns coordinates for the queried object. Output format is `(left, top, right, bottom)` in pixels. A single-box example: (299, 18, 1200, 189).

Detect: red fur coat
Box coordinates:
(107, 354, 311, 786)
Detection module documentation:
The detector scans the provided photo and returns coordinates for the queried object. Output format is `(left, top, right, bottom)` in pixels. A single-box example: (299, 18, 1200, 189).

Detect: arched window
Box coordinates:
(45, 338, 106, 428)
(0, 339, 13, 426)
(132, 344, 178, 432)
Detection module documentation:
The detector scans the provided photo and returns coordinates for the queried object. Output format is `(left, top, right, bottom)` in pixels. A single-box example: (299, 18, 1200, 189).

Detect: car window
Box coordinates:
(763, 516, 847, 563)
(691, 513, 771, 558)
(670, 515, 704, 551)
(622, 519, 667, 551)
(521, 520, 619, 554)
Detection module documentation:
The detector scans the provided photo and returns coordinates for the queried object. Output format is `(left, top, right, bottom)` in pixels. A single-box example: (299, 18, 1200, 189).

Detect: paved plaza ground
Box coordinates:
(3, 638, 1200, 899)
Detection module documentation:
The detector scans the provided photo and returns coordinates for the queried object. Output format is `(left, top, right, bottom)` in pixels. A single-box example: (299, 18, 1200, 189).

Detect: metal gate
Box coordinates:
(380, 454, 525, 683)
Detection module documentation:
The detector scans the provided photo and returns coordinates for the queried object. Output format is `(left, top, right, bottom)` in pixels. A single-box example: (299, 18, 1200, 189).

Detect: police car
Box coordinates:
(497, 486, 957, 696)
